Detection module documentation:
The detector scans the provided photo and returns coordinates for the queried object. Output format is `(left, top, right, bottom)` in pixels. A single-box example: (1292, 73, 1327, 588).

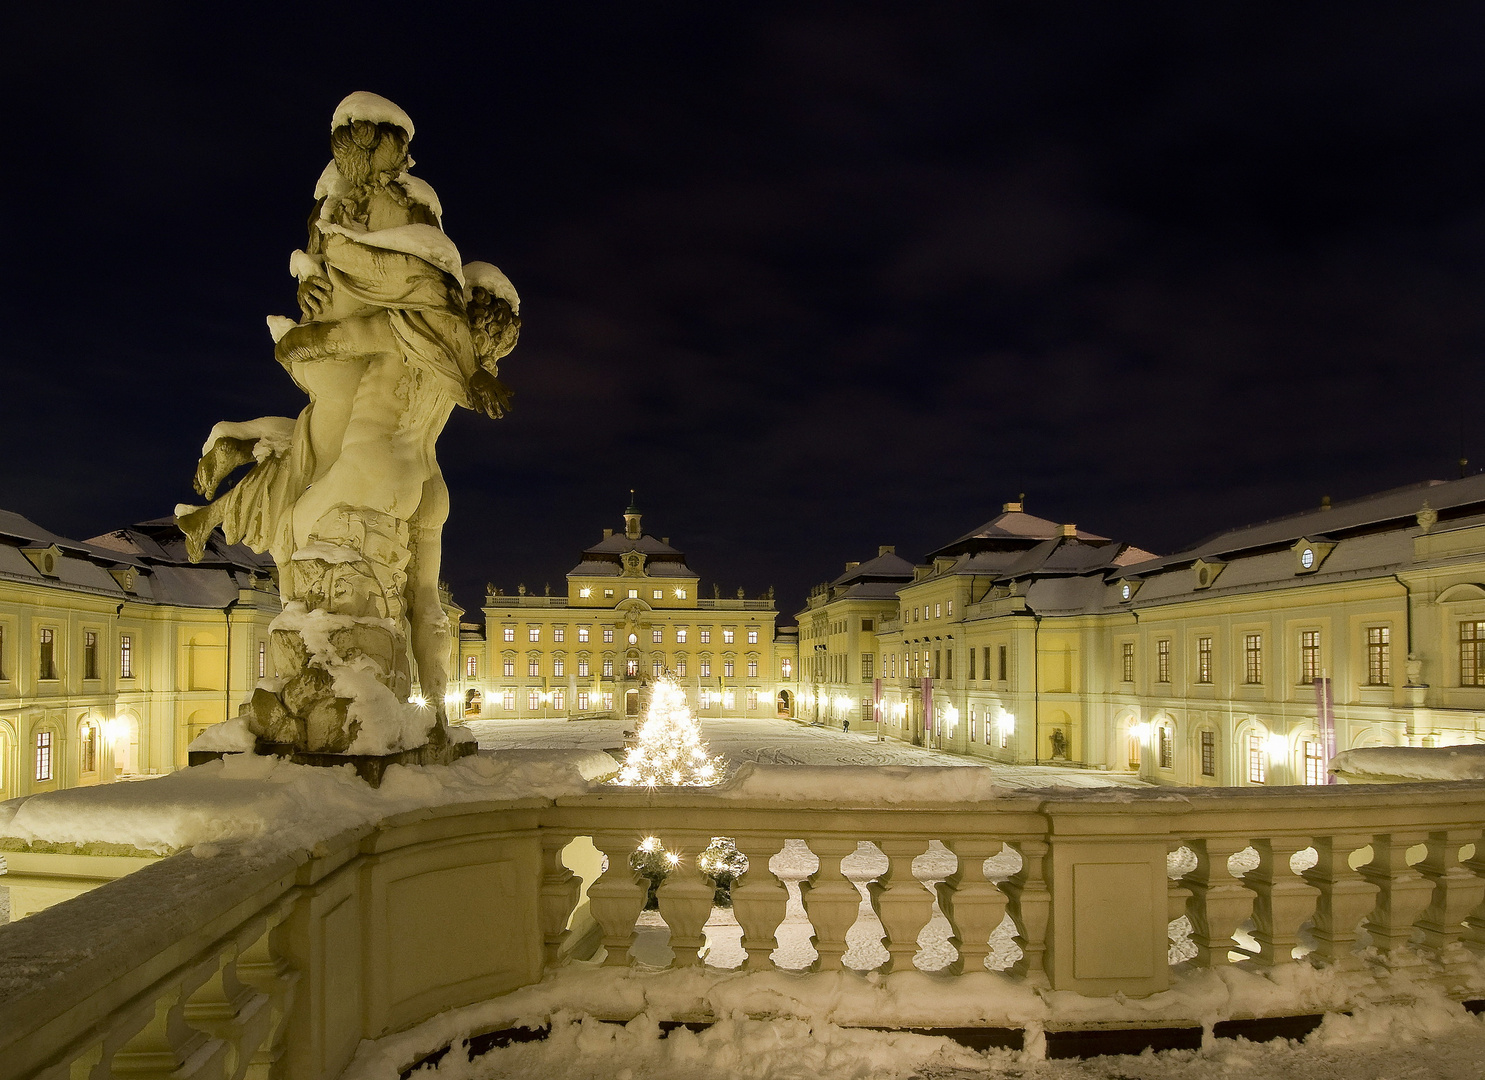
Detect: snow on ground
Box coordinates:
(345, 965, 1485, 1080)
(463, 718, 1144, 790)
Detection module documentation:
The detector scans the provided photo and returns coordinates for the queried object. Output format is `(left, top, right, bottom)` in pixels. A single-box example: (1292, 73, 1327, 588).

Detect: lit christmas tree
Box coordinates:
(615, 677, 723, 786)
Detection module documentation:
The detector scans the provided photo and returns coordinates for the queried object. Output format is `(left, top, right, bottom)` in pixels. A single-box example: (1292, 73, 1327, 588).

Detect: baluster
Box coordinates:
(185, 942, 271, 1080)
(731, 834, 790, 970)
(1180, 838, 1254, 966)
(1003, 838, 1051, 986)
(538, 831, 583, 967)
(1241, 837, 1319, 966)
(587, 833, 648, 966)
(32, 1040, 103, 1080)
(111, 976, 227, 1080)
(803, 837, 863, 972)
(1462, 839, 1485, 952)
(940, 838, 1007, 975)
(1415, 830, 1485, 958)
(656, 833, 717, 967)
(875, 839, 936, 973)
(1301, 834, 1377, 966)
(234, 908, 296, 1080)
(1358, 832, 1434, 956)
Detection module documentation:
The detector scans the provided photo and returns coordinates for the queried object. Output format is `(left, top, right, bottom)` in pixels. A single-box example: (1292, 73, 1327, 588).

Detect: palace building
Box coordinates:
(0, 511, 279, 800)
(456, 499, 793, 721)
(802, 475, 1485, 786)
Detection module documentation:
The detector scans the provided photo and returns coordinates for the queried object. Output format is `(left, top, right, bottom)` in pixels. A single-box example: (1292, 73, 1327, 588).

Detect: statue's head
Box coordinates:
(329, 92, 414, 185)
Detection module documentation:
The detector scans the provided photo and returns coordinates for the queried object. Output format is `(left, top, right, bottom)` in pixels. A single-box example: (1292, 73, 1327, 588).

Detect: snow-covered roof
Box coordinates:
(930, 508, 1109, 558)
(829, 550, 918, 587)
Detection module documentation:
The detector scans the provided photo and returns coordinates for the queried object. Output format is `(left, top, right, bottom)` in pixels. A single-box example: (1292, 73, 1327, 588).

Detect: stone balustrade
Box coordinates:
(5, 781, 1485, 1080)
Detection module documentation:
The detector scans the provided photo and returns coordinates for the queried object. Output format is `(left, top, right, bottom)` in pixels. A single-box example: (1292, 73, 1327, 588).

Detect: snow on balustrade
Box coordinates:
(7, 761, 1485, 1080)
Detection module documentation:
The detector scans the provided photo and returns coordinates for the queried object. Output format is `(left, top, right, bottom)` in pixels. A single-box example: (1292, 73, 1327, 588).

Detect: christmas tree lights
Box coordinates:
(615, 677, 724, 786)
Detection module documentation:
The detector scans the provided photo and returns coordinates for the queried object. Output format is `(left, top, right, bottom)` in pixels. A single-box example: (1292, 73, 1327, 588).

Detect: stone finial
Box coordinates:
(1417, 502, 1438, 533)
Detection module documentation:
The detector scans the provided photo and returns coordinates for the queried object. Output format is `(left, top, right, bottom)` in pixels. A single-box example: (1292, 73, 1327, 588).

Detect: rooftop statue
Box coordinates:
(178, 92, 519, 774)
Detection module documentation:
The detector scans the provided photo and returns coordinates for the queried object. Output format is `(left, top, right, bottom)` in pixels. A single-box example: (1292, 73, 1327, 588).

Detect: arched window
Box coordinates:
(464, 689, 482, 717)
(78, 719, 98, 774)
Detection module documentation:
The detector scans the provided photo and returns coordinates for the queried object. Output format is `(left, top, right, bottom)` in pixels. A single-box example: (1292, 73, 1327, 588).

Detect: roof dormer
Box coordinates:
(21, 544, 63, 578)
(1292, 537, 1335, 575)
(1191, 558, 1225, 590)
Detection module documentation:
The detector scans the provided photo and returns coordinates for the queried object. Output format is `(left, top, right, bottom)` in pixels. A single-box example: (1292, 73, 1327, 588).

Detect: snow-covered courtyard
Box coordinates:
(462, 717, 1144, 790)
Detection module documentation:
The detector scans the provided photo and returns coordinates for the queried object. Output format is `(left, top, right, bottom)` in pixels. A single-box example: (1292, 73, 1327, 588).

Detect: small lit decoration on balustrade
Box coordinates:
(614, 676, 724, 786)
(697, 836, 749, 907)
(629, 835, 681, 910)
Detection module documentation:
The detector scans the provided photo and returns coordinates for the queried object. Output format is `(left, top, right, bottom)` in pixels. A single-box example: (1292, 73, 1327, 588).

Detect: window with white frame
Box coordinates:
(602, 691, 614, 711)
(1156, 639, 1170, 683)
(723, 629, 735, 644)
(528, 626, 540, 642)
(578, 656, 590, 677)
(1245, 634, 1262, 684)
(1158, 724, 1174, 769)
(553, 627, 565, 642)
(603, 628, 615, 643)
(529, 689, 542, 710)
(466, 655, 478, 678)
(1300, 630, 1321, 684)
(38, 628, 56, 680)
(35, 730, 52, 782)
(1200, 730, 1216, 776)
(1197, 636, 1213, 684)
(781, 657, 792, 678)
(652, 628, 663, 644)
(577, 690, 590, 711)
(746, 689, 758, 710)
(724, 658, 734, 678)
(677, 628, 688, 643)
(528, 657, 540, 677)
(503, 689, 515, 710)
(259, 640, 267, 679)
(553, 688, 566, 710)
(84, 630, 98, 680)
(504, 657, 516, 677)
(603, 656, 614, 677)
(1121, 642, 1134, 683)
(578, 626, 590, 642)
(503, 626, 515, 642)
(1366, 626, 1391, 686)
(747, 658, 758, 677)
(1303, 739, 1325, 785)
(652, 657, 663, 677)
(700, 658, 711, 678)
(676, 656, 687, 676)
(1248, 733, 1266, 784)
(700, 629, 711, 644)
(748, 629, 758, 644)
(553, 656, 565, 677)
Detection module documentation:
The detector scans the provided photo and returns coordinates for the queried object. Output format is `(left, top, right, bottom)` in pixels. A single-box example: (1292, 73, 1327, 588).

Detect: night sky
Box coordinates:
(7, 3, 1485, 621)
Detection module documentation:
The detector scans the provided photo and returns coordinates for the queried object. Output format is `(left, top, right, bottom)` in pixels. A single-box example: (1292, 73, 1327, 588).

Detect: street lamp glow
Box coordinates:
(410, 694, 429, 708)
(1267, 733, 1288, 758)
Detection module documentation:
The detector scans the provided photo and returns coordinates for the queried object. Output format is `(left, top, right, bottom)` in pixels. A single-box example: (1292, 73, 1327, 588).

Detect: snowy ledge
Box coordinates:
(339, 959, 1485, 1080)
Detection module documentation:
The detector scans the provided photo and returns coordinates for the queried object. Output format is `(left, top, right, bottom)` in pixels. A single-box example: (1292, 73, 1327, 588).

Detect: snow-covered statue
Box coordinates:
(177, 93, 519, 768)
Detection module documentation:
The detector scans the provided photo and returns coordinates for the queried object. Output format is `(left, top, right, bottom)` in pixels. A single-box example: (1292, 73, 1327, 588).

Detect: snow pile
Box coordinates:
(339, 963, 1485, 1080)
(709, 763, 1014, 804)
(1331, 744, 1485, 782)
(321, 222, 466, 286)
(463, 261, 520, 313)
(188, 716, 256, 753)
(0, 750, 612, 858)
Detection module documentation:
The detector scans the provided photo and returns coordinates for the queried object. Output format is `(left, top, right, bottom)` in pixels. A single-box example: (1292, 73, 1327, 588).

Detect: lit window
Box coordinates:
(747, 689, 758, 710)
(676, 656, 687, 676)
(602, 691, 614, 711)
(1197, 637, 1213, 684)
(1158, 725, 1173, 769)
(84, 630, 98, 680)
(604, 589, 614, 599)
(258, 640, 267, 679)
(528, 658, 540, 677)
(578, 690, 590, 710)
(653, 590, 662, 600)
(529, 626, 540, 642)
(677, 628, 688, 643)
(781, 657, 792, 678)
(466, 655, 478, 678)
(652, 658, 663, 677)
(700, 658, 712, 678)
(1367, 626, 1391, 686)
(1157, 640, 1170, 683)
(578, 657, 590, 677)
(748, 630, 758, 644)
(603, 628, 615, 643)
(80, 722, 97, 773)
(529, 689, 542, 710)
(503, 689, 515, 710)
(1245, 634, 1262, 684)
(626, 657, 639, 677)
(1248, 733, 1266, 784)
(723, 690, 735, 709)
(38, 628, 56, 680)
(553, 688, 566, 711)
(603, 657, 614, 677)
(1121, 642, 1134, 683)
(947, 599, 953, 617)
(554, 657, 565, 677)
(35, 730, 52, 782)
(748, 658, 758, 677)
(628, 633, 638, 645)
(628, 589, 639, 599)
(1201, 730, 1216, 776)
(1303, 740, 1325, 784)
(503, 627, 515, 642)
(652, 628, 663, 644)
(862, 653, 873, 679)
(1300, 630, 1321, 684)
(700, 630, 711, 644)
(578, 626, 590, 642)
(724, 659, 735, 678)
(554, 627, 565, 642)
(998, 645, 1008, 681)
(579, 587, 592, 598)
(935, 603, 941, 618)
(503, 657, 516, 677)
(723, 629, 735, 644)
(674, 588, 687, 599)
(1128, 726, 1142, 769)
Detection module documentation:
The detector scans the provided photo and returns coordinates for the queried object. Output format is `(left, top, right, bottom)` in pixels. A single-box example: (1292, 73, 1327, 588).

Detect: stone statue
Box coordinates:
(1049, 727, 1068, 760)
(177, 93, 519, 768)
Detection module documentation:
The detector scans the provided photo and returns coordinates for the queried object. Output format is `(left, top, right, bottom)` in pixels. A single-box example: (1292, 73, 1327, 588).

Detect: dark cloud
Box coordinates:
(5, 2, 1485, 618)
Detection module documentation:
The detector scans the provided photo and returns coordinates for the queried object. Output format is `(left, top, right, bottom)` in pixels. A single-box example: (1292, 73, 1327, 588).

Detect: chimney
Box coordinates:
(1320, 496, 1331, 511)
(878, 544, 895, 556)
(662, 537, 670, 546)
(1003, 501, 1023, 513)
(1060, 523, 1078, 537)
(603, 528, 613, 539)
(845, 561, 859, 572)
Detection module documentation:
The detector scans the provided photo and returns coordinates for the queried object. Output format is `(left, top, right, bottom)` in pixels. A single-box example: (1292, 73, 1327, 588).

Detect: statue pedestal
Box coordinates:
(189, 731, 476, 788)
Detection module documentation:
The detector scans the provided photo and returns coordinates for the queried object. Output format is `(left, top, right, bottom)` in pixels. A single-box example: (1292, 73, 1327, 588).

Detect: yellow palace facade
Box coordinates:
(801, 476, 1485, 786)
(454, 501, 794, 722)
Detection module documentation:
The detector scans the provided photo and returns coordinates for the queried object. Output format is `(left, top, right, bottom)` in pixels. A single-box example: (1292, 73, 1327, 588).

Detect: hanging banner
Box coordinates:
(873, 677, 882, 725)
(1315, 676, 1336, 784)
(921, 677, 933, 731)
